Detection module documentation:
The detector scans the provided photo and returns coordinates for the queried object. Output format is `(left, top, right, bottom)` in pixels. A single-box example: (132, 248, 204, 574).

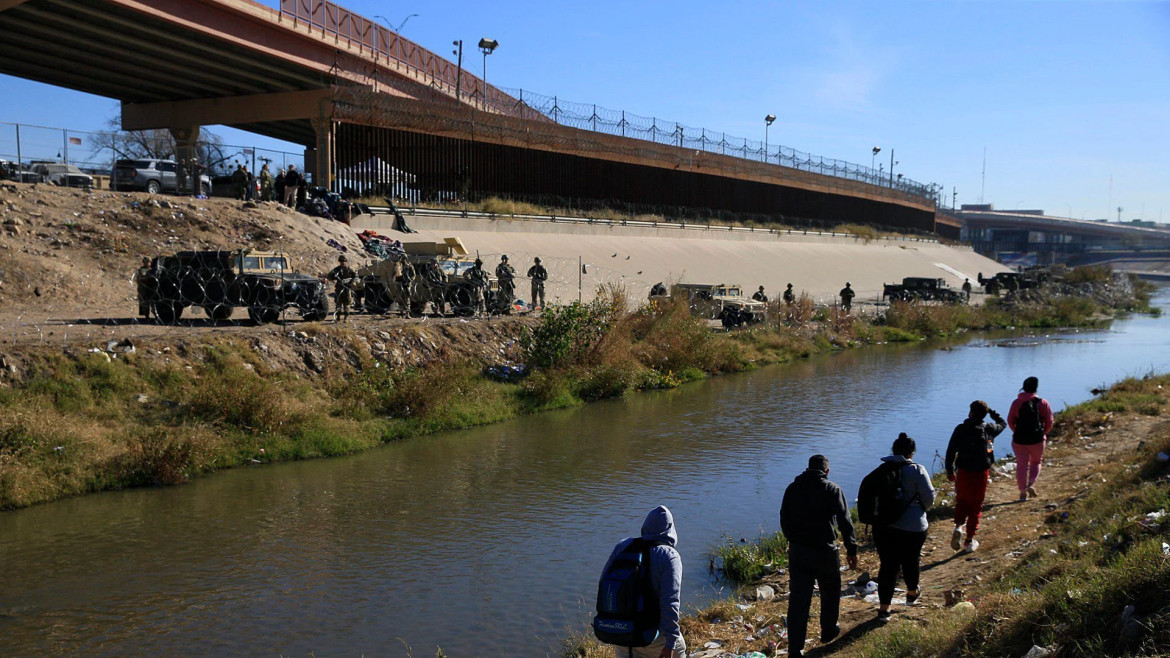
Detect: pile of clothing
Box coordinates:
(357, 230, 406, 260)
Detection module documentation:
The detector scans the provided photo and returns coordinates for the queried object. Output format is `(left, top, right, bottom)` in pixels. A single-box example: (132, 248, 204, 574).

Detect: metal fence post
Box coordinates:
(15, 123, 21, 171)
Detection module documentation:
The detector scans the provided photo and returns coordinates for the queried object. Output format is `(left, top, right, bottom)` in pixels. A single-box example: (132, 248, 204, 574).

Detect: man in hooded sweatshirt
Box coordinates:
(781, 455, 858, 657)
(599, 506, 685, 658)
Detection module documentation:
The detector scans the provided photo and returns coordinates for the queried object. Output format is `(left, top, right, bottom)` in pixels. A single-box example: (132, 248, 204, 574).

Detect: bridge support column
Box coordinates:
(308, 116, 334, 191)
(168, 125, 201, 195)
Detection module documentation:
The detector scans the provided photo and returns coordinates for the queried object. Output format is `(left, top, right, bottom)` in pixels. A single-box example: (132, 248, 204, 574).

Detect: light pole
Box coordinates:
(452, 40, 463, 100)
(889, 149, 897, 187)
(478, 38, 498, 100)
(764, 114, 775, 163)
(871, 146, 880, 173)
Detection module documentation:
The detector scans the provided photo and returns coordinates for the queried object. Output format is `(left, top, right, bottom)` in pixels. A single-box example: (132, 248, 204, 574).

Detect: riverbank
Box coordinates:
(0, 269, 1156, 511)
(563, 373, 1170, 657)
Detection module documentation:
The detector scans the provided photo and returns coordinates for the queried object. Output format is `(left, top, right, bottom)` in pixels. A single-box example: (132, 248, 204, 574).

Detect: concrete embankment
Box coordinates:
(353, 211, 1007, 306)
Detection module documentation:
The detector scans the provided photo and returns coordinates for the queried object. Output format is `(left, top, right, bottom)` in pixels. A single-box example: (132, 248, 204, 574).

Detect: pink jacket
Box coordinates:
(1007, 391, 1054, 439)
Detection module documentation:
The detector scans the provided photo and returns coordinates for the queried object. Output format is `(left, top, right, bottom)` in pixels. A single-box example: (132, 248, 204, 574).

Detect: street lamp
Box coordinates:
(452, 40, 464, 100)
(764, 114, 775, 163)
(871, 146, 880, 171)
(478, 38, 498, 97)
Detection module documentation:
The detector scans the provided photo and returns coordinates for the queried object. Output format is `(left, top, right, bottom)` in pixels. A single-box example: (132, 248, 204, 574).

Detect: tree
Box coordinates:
(89, 118, 232, 174)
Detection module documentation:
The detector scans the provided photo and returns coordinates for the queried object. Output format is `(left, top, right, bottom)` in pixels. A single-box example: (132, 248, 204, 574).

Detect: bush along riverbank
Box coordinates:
(561, 373, 1170, 658)
(0, 268, 1157, 510)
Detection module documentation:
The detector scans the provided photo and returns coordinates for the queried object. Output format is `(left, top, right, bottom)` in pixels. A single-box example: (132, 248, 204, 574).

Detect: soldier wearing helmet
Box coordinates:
(327, 254, 357, 322)
(839, 282, 855, 313)
(495, 254, 516, 315)
(464, 257, 490, 317)
(527, 256, 548, 310)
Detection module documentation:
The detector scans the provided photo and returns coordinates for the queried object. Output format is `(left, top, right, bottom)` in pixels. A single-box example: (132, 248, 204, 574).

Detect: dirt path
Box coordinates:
(685, 413, 1155, 657)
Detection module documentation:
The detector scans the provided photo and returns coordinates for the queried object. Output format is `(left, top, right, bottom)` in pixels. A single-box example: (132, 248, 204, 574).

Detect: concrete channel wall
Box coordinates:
(352, 210, 1008, 307)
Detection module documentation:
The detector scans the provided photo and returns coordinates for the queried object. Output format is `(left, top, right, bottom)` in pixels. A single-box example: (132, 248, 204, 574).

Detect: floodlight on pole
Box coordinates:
(764, 114, 776, 162)
(478, 38, 499, 97)
(452, 40, 464, 100)
(871, 146, 881, 177)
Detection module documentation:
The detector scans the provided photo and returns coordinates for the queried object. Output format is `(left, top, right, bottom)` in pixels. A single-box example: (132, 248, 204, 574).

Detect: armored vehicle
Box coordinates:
(359, 238, 496, 317)
(978, 268, 1049, 294)
(139, 249, 329, 324)
(882, 277, 964, 303)
(669, 283, 766, 327)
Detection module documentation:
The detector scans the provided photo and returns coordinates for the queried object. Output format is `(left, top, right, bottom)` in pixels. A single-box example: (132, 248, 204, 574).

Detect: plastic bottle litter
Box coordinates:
(864, 580, 878, 594)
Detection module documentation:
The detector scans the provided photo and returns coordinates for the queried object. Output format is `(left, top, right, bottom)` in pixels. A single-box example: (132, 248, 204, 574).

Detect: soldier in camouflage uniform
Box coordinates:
(527, 256, 548, 310)
(327, 255, 357, 322)
(783, 283, 795, 306)
(465, 258, 490, 318)
(839, 282, 855, 312)
(495, 254, 515, 315)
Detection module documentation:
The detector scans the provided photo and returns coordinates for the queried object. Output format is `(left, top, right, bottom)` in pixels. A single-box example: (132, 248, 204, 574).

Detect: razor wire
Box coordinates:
(492, 87, 939, 202)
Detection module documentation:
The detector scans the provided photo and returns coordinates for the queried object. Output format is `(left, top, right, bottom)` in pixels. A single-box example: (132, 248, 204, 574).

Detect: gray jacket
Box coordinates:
(601, 506, 685, 651)
(880, 455, 936, 532)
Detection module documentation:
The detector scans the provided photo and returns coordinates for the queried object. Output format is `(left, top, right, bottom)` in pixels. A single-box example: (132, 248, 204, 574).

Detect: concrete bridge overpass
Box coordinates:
(0, 0, 938, 232)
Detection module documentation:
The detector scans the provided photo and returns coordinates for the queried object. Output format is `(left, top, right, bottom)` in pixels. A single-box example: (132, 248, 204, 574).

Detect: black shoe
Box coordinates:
(877, 610, 892, 623)
(821, 624, 841, 643)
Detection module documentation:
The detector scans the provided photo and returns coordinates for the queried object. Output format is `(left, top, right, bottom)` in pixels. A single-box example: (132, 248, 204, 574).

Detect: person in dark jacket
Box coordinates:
(945, 400, 1006, 553)
(598, 506, 685, 658)
(872, 433, 936, 622)
(282, 165, 302, 207)
(781, 454, 858, 657)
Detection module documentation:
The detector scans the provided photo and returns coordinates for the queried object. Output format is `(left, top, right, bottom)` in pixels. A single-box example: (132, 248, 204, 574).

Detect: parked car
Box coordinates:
(28, 162, 92, 188)
(0, 159, 45, 183)
(113, 158, 211, 195)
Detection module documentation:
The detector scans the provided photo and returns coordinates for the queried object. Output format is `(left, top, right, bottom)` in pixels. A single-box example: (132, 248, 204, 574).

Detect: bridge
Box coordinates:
(942, 205, 1170, 272)
(0, 0, 939, 232)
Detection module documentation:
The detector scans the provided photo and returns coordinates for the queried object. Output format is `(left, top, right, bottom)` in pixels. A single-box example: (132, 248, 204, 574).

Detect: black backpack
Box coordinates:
(1014, 398, 1046, 445)
(592, 538, 661, 647)
(857, 461, 916, 526)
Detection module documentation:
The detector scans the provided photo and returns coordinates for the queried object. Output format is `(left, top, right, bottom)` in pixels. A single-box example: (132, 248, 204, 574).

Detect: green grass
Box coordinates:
(713, 531, 790, 584)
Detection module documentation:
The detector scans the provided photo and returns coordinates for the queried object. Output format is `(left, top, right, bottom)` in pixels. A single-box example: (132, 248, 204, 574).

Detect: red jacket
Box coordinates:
(1007, 392, 1054, 441)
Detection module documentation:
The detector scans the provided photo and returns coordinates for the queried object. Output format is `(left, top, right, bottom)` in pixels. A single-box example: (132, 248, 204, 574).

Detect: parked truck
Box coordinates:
(882, 277, 964, 303)
(359, 237, 496, 317)
(139, 249, 329, 324)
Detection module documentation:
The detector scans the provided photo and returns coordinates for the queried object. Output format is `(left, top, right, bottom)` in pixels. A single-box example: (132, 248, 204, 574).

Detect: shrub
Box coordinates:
(713, 531, 789, 584)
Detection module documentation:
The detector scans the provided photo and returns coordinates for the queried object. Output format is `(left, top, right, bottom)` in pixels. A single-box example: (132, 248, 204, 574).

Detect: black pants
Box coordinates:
(873, 526, 927, 605)
(787, 543, 841, 654)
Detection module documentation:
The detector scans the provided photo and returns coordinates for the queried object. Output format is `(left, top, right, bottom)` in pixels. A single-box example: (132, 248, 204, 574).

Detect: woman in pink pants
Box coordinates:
(1007, 376, 1054, 501)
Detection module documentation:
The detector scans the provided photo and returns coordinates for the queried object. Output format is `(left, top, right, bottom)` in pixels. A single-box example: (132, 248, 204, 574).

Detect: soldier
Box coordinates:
(839, 282, 855, 312)
(783, 282, 796, 305)
(962, 278, 973, 303)
(191, 158, 205, 196)
(752, 285, 769, 303)
(527, 256, 548, 310)
(232, 164, 247, 200)
(495, 254, 515, 315)
(327, 255, 357, 322)
(177, 159, 189, 198)
(464, 258, 490, 318)
(259, 163, 274, 202)
(135, 257, 155, 320)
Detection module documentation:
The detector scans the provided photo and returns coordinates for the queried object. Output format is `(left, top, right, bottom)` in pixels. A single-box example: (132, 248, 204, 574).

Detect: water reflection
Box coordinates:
(1, 290, 1167, 656)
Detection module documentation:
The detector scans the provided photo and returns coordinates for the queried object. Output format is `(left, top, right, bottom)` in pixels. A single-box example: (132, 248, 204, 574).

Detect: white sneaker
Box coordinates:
(962, 539, 979, 554)
(951, 526, 964, 551)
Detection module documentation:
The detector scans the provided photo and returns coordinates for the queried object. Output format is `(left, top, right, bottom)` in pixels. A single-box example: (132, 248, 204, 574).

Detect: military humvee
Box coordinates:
(359, 238, 497, 317)
(139, 249, 329, 324)
(882, 277, 963, 303)
(669, 283, 766, 327)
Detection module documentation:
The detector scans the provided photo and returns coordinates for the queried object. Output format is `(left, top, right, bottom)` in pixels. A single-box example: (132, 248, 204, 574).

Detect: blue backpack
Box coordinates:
(592, 538, 661, 647)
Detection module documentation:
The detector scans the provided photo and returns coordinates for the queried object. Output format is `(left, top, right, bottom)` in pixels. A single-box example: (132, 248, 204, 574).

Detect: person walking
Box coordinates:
(326, 255, 356, 323)
(870, 433, 935, 622)
(596, 506, 685, 658)
(781, 454, 858, 657)
(839, 282, 855, 312)
(945, 400, 1006, 553)
(495, 254, 515, 314)
(1007, 376, 1054, 501)
(527, 256, 548, 310)
(283, 165, 302, 208)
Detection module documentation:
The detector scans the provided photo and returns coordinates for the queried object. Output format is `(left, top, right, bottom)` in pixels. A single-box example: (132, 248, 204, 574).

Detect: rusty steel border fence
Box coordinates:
(276, 0, 940, 206)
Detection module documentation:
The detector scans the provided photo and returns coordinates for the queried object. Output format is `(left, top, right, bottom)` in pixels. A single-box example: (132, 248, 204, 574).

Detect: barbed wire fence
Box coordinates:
(0, 121, 305, 186)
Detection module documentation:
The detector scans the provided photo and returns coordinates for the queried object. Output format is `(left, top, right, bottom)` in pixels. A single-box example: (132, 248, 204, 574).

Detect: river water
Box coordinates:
(2, 289, 1168, 657)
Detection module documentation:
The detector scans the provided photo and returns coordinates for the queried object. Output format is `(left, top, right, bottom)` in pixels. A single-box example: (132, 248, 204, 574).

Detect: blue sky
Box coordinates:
(1, 0, 1167, 221)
